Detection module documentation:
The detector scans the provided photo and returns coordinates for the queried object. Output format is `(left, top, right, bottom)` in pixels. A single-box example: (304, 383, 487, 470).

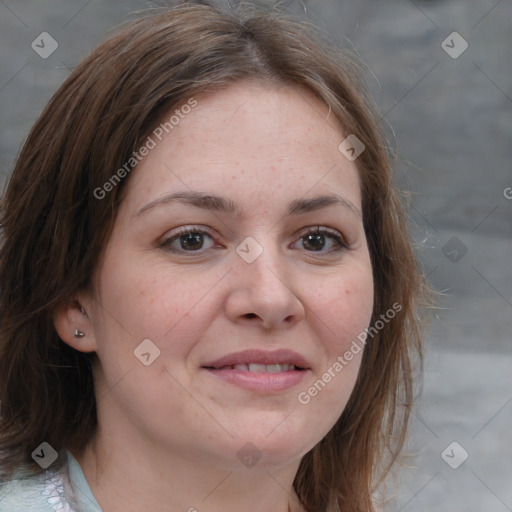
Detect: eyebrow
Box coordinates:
(135, 190, 362, 218)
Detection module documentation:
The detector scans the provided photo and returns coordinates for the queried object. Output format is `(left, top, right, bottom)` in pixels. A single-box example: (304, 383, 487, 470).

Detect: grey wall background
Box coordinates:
(1, 1, 511, 510)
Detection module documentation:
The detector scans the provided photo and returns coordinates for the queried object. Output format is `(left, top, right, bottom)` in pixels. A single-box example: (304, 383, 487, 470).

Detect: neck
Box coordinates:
(74, 426, 306, 512)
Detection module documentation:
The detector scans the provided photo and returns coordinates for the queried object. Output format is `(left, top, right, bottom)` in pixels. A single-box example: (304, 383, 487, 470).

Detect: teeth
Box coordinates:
(227, 363, 295, 373)
(266, 364, 285, 373)
(248, 363, 267, 373)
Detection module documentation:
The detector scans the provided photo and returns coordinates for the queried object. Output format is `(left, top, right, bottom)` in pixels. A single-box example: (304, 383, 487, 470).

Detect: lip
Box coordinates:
(202, 349, 311, 370)
(201, 349, 311, 393)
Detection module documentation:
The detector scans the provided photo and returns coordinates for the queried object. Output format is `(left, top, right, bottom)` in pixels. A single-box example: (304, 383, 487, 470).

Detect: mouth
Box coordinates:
(210, 363, 302, 373)
(201, 349, 310, 393)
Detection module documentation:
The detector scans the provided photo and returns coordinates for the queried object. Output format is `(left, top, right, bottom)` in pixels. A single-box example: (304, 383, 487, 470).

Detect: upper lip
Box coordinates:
(202, 349, 311, 370)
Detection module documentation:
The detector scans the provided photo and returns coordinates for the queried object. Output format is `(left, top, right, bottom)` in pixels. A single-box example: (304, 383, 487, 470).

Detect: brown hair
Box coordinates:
(0, 2, 427, 511)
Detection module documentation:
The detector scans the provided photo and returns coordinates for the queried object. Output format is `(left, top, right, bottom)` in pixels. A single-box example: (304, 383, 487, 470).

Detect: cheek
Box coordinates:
(97, 256, 207, 338)
(320, 267, 374, 354)
(297, 269, 373, 431)
(94, 258, 229, 388)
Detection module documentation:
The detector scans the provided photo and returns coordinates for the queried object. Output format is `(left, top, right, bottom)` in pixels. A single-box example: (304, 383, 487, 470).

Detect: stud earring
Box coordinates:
(74, 329, 85, 338)
(80, 307, 88, 318)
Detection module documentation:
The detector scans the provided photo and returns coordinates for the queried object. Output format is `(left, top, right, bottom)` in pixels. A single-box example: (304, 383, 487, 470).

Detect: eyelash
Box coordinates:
(159, 225, 348, 256)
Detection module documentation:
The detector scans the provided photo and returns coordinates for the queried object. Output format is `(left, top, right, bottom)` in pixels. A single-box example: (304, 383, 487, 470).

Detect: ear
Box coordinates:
(53, 296, 97, 353)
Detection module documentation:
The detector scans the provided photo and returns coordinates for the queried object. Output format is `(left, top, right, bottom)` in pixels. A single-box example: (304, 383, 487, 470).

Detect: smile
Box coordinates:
(217, 363, 298, 373)
(202, 349, 310, 393)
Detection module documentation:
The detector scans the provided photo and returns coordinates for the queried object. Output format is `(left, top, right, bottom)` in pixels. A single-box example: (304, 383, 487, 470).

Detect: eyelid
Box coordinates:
(291, 225, 348, 255)
(160, 224, 349, 255)
(158, 225, 216, 252)
(294, 225, 348, 246)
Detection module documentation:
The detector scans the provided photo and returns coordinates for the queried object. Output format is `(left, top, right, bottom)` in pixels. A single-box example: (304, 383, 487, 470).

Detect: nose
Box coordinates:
(224, 240, 306, 330)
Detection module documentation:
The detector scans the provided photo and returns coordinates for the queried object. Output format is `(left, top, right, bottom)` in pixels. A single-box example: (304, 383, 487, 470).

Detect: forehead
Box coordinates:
(122, 81, 362, 215)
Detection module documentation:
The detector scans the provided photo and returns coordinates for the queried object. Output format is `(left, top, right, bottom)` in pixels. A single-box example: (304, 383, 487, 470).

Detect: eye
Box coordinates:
(160, 225, 348, 256)
(160, 226, 216, 253)
(292, 226, 347, 254)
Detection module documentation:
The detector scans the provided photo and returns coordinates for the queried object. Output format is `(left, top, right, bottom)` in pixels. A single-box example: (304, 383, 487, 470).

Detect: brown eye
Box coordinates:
(294, 227, 347, 254)
(178, 232, 205, 251)
(303, 233, 327, 251)
(161, 227, 215, 253)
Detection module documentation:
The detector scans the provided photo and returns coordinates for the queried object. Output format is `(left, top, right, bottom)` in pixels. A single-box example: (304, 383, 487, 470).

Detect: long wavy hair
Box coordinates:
(0, 2, 427, 511)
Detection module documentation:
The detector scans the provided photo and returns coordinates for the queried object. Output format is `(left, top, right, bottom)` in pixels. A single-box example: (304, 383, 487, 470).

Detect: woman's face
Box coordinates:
(81, 81, 374, 470)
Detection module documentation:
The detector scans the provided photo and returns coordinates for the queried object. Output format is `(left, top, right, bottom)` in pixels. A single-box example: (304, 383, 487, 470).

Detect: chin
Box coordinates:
(221, 417, 320, 468)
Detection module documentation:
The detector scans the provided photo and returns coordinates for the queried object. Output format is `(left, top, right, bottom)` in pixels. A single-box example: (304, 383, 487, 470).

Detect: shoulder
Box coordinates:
(1, 450, 102, 512)
(0, 471, 53, 511)
(0, 465, 75, 512)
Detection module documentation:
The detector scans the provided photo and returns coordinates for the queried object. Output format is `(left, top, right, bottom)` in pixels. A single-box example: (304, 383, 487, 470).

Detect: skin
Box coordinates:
(55, 80, 374, 512)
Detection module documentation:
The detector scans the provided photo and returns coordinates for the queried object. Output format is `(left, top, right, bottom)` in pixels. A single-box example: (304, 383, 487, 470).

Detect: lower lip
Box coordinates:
(203, 368, 308, 393)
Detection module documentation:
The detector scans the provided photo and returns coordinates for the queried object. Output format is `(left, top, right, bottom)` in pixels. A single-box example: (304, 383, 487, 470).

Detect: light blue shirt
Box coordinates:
(0, 450, 102, 511)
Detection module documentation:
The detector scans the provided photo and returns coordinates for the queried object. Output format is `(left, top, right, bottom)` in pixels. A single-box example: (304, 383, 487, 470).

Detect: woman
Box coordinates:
(0, 2, 427, 511)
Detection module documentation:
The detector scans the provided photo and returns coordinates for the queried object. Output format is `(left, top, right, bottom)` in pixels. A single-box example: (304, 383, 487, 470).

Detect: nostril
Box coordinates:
(245, 313, 257, 319)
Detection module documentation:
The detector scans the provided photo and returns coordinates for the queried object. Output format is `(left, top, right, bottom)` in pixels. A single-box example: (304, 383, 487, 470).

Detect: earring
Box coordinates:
(74, 329, 85, 338)
(80, 307, 88, 318)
